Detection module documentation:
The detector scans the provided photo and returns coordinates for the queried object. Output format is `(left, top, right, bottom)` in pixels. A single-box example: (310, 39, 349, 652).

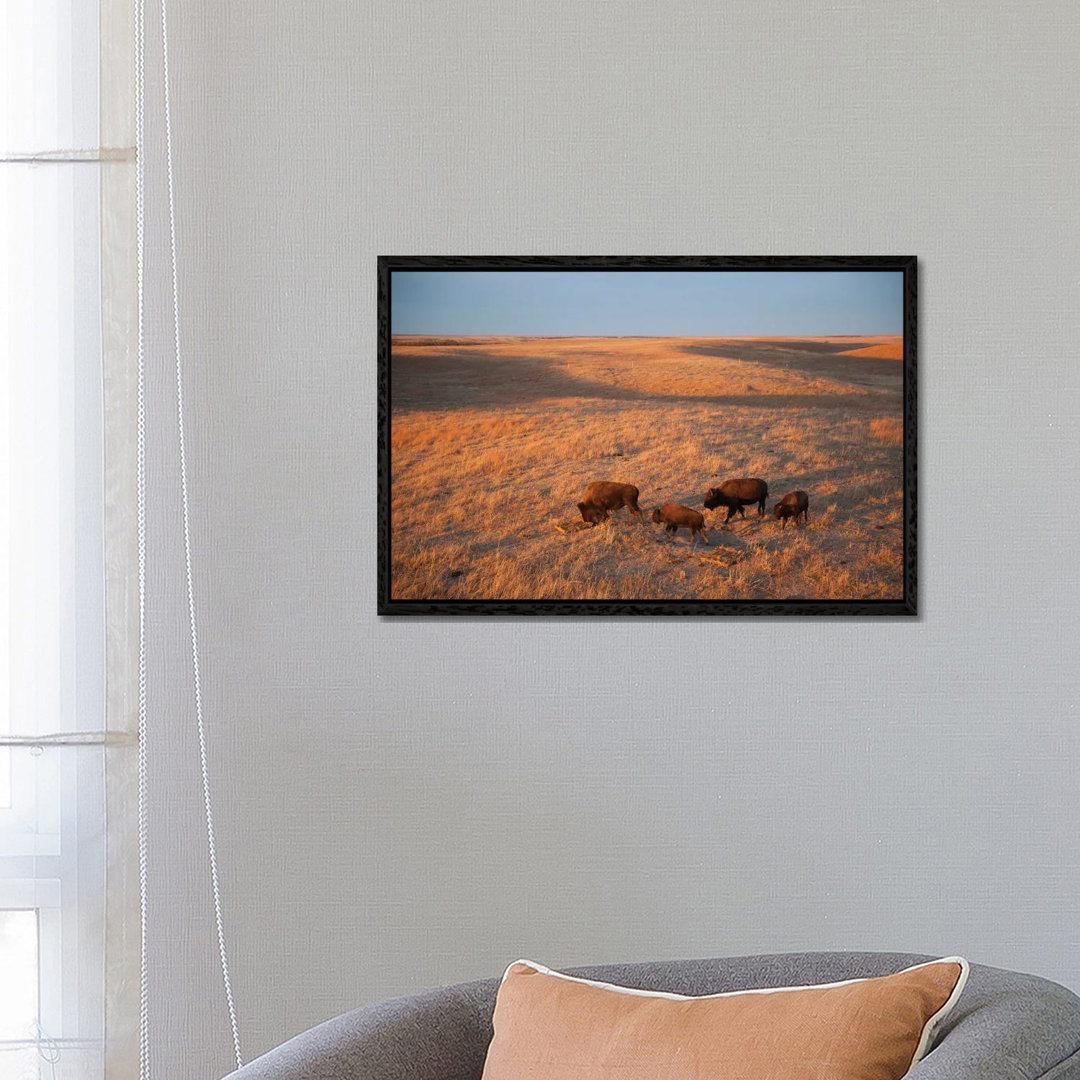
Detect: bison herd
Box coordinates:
(576, 478, 809, 544)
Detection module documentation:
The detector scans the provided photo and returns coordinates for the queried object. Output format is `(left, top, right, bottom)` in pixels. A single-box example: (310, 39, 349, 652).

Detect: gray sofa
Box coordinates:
(224, 952, 1080, 1079)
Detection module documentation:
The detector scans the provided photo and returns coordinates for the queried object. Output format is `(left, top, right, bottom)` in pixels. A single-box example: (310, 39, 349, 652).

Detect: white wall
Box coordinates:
(139, 1, 1080, 1076)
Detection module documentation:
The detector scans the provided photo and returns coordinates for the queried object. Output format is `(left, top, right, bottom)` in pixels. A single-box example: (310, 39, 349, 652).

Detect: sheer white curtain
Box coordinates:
(1, 2, 137, 1078)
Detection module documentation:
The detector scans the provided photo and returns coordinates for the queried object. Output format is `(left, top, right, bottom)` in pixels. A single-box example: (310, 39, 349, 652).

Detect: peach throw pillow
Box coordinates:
(481, 957, 968, 1080)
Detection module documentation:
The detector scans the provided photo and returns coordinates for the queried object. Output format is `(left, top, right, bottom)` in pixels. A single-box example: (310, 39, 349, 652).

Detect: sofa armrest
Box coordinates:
(221, 958, 1080, 1080)
(221, 980, 496, 1080)
(910, 966, 1080, 1080)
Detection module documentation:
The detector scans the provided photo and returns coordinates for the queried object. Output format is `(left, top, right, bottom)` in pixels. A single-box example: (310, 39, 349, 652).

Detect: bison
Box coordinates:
(773, 490, 809, 528)
(577, 481, 644, 525)
(703, 477, 768, 522)
(651, 503, 710, 544)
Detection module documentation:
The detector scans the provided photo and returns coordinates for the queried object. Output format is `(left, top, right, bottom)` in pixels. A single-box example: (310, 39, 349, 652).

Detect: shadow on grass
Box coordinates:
(680, 341, 902, 390)
(391, 347, 891, 412)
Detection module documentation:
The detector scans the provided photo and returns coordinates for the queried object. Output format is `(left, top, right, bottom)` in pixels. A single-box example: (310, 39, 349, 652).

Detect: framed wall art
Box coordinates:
(378, 256, 916, 616)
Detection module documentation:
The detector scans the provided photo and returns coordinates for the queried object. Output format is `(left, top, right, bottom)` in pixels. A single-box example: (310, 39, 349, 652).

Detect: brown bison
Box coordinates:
(703, 478, 768, 521)
(651, 503, 710, 544)
(773, 490, 810, 528)
(577, 481, 644, 525)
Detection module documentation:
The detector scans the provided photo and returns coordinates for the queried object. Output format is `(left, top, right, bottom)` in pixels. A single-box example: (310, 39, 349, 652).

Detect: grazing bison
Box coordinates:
(703, 477, 768, 522)
(773, 490, 810, 528)
(651, 503, 710, 544)
(577, 481, 644, 525)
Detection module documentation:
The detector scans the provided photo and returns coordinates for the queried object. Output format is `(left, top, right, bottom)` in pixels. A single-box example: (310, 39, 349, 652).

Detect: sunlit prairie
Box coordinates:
(389, 336, 905, 601)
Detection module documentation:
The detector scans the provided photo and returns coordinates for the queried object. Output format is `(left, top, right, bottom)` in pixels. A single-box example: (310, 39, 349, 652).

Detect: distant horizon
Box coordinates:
(391, 270, 903, 337)
(392, 332, 900, 339)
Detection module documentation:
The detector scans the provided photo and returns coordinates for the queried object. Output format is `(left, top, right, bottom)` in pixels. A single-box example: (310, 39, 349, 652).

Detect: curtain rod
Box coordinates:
(0, 731, 137, 746)
(0, 147, 135, 164)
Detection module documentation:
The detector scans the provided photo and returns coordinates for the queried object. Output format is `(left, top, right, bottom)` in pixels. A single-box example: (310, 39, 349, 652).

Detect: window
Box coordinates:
(2, 2, 113, 1077)
(0, 910, 39, 1078)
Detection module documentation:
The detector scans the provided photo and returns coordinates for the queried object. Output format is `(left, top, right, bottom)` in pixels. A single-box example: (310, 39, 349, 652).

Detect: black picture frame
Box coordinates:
(378, 255, 916, 617)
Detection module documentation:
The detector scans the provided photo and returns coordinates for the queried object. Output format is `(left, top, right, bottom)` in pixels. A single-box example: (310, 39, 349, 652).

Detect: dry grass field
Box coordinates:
(389, 336, 905, 602)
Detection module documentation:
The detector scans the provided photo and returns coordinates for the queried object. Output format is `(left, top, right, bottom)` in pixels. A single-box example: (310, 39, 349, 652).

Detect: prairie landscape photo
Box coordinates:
(380, 260, 914, 614)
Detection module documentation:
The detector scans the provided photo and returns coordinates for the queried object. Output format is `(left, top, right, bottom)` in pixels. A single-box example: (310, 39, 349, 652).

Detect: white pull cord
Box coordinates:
(135, 0, 244, 1070)
(134, 0, 151, 1074)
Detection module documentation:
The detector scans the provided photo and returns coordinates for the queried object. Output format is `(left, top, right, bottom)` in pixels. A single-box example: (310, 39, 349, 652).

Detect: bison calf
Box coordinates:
(651, 503, 710, 544)
(577, 481, 644, 525)
(703, 477, 768, 522)
(773, 490, 810, 528)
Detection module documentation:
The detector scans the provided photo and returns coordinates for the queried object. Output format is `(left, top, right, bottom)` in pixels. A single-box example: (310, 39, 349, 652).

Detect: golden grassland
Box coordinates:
(389, 336, 905, 601)
(834, 341, 904, 360)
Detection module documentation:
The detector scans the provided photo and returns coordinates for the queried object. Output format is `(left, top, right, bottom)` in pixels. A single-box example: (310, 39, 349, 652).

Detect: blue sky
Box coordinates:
(391, 270, 902, 336)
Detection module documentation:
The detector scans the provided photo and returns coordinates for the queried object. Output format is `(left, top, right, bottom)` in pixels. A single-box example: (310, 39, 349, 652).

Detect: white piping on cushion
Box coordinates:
(909, 957, 969, 1067)
(502, 956, 970, 1069)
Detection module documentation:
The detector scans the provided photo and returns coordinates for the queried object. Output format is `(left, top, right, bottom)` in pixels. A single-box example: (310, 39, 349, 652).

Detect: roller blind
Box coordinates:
(1, 2, 136, 1078)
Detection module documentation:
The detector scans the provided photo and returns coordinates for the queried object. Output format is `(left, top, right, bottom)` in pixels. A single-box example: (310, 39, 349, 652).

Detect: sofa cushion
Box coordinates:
(481, 956, 968, 1080)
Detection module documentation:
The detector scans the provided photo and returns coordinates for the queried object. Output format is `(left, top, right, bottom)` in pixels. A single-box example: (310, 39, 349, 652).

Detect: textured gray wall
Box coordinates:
(139, 2, 1080, 1076)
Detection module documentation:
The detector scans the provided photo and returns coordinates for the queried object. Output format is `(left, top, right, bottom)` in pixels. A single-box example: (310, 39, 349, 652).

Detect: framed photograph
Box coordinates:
(378, 256, 916, 616)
